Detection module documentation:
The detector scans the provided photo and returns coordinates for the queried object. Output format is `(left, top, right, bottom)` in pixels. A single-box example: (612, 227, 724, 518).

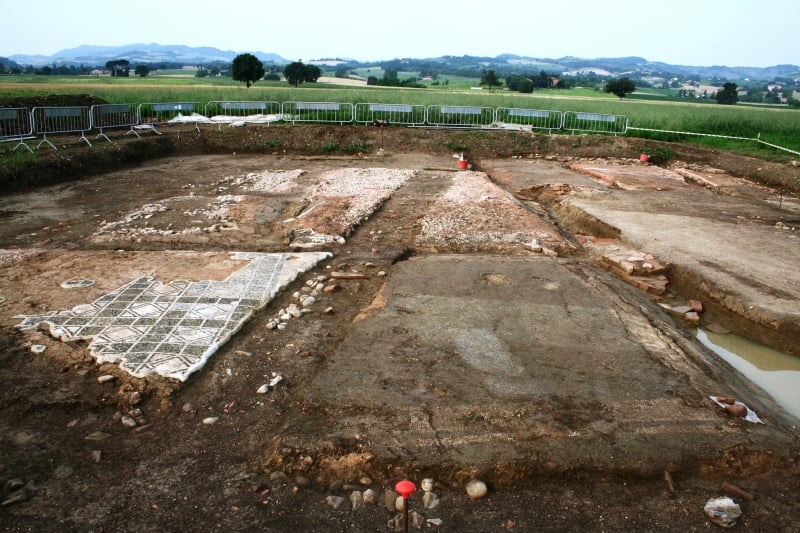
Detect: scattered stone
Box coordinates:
(668, 305, 693, 316)
(541, 246, 558, 257)
(384, 489, 399, 512)
(256, 384, 270, 394)
(97, 374, 116, 384)
(684, 311, 700, 325)
(688, 299, 704, 313)
(466, 479, 488, 499)
(426, 518, 443, 526)
(395, 495, 406, 511)
(234, 350, 252, 357)
(5, 479, 24, 492)
(330, 271, 367, 280)
(325, 495, 345, 509)
(663, 470, 677, 494)
(53, 465, 74, 479)
(725, 404, 748, 418)
(377, 270, 386, 277)
(182, 402, 195, 412)
(720, 480, 755, 501)
(295, 475, 311, 487)
(202, 416, 219, 425)
(60, 279, 96, 289)
(387, 515, 402, 531)
(412, 511, 424, 529)
(359, 476, 373, 486)
(704, 496, 742, 528)
(270, 471, 289, 483)
(350, 490, 363, 511)
(342, 483, 361, 492)
(120, 415, 138, 428)
(84, 431, 111, 441)
(324, 307, 334, 314)
(362, 488, 377, 504)
(328, 479, 344, 491)
(423, 490, 440, 509)
(30, 345, 46, 354)
(1, 489, 28, 506)
(523, 240, 542, 253)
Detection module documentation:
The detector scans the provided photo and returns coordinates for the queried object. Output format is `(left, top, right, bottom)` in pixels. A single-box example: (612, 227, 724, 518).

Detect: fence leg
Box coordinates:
(36, 135, 57, 151)
(13, 139, 34, 153)
(78, 132, 93, 147)
(96, 129, 112, 143)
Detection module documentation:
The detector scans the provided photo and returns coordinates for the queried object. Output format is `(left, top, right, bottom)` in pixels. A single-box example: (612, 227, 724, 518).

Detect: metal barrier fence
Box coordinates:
(495, 107, 564, 132)
(354, 103, 426, 126)
(563, 111, 628, 135)
(425, 105, 495, 127)
(204, 101, 282, 127)
(137, 102, 206, 132)
(32, 106, 92, 149)
(0, 107, 34, 152)
(282, 102, 354, 124)
(9, 98, 799, 157)
(91, 103, 140, 142)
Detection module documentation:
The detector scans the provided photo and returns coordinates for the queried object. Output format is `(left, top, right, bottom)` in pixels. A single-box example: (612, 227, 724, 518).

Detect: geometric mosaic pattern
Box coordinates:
(16, 252, 330, 381)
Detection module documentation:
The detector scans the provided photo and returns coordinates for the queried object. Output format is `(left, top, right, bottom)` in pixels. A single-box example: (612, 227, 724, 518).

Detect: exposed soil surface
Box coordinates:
(1, 117, 799, 532)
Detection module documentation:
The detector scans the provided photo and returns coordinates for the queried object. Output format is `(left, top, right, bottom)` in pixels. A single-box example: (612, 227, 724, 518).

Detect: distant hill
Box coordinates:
(6, 44, 800, 81)
(9, 43, 287, 66)
(455, 54, 800, 80)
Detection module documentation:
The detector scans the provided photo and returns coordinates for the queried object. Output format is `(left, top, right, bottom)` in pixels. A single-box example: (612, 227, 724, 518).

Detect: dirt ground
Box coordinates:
(1, 121, 799, 532)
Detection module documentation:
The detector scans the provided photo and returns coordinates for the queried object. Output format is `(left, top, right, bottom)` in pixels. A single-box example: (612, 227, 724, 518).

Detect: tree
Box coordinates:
(105, 59, 130, 77)
(604, 77, 636, 99)
(134, 64, 150, 77)
(232, 53, 265, 88)
(480, 69, 502, 91)
(284, 61, 308, 87)
(304, 64, 321, 83)
(715, 82, 738, 105)
(518, 78, 534, 94)
(535, 70, 550, 89)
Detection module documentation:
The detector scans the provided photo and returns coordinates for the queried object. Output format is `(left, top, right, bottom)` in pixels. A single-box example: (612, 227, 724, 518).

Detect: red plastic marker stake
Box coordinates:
(395, 480, 416, 533)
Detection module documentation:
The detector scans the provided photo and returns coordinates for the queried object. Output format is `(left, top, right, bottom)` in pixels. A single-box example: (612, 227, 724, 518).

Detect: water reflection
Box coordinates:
(695, 328, 800, 421)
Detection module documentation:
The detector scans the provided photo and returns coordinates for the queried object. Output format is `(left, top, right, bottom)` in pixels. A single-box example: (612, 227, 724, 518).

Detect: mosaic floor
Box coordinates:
(16, 252, 330, 381)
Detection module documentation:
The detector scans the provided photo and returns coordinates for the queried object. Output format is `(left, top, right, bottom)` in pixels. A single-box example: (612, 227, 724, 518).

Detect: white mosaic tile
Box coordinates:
(16, 252, 331, 381)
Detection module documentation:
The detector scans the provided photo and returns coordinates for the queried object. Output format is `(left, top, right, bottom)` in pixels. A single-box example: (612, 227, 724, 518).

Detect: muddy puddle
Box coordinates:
(695, 328, 800, 422)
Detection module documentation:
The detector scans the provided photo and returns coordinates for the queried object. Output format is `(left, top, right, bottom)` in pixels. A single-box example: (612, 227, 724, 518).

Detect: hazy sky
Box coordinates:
(1, 0, 796, 67)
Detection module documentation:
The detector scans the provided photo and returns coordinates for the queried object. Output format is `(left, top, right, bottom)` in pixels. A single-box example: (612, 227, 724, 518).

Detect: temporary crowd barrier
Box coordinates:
(1, 98, 653, 152)
(31, 106, 92, 148)
(0, 107, 34, 152)
(2, 98, 795, 157)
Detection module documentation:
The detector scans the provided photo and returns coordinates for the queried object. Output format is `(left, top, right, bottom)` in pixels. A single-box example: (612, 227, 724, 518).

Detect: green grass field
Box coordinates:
(1, 74, 798, 154)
